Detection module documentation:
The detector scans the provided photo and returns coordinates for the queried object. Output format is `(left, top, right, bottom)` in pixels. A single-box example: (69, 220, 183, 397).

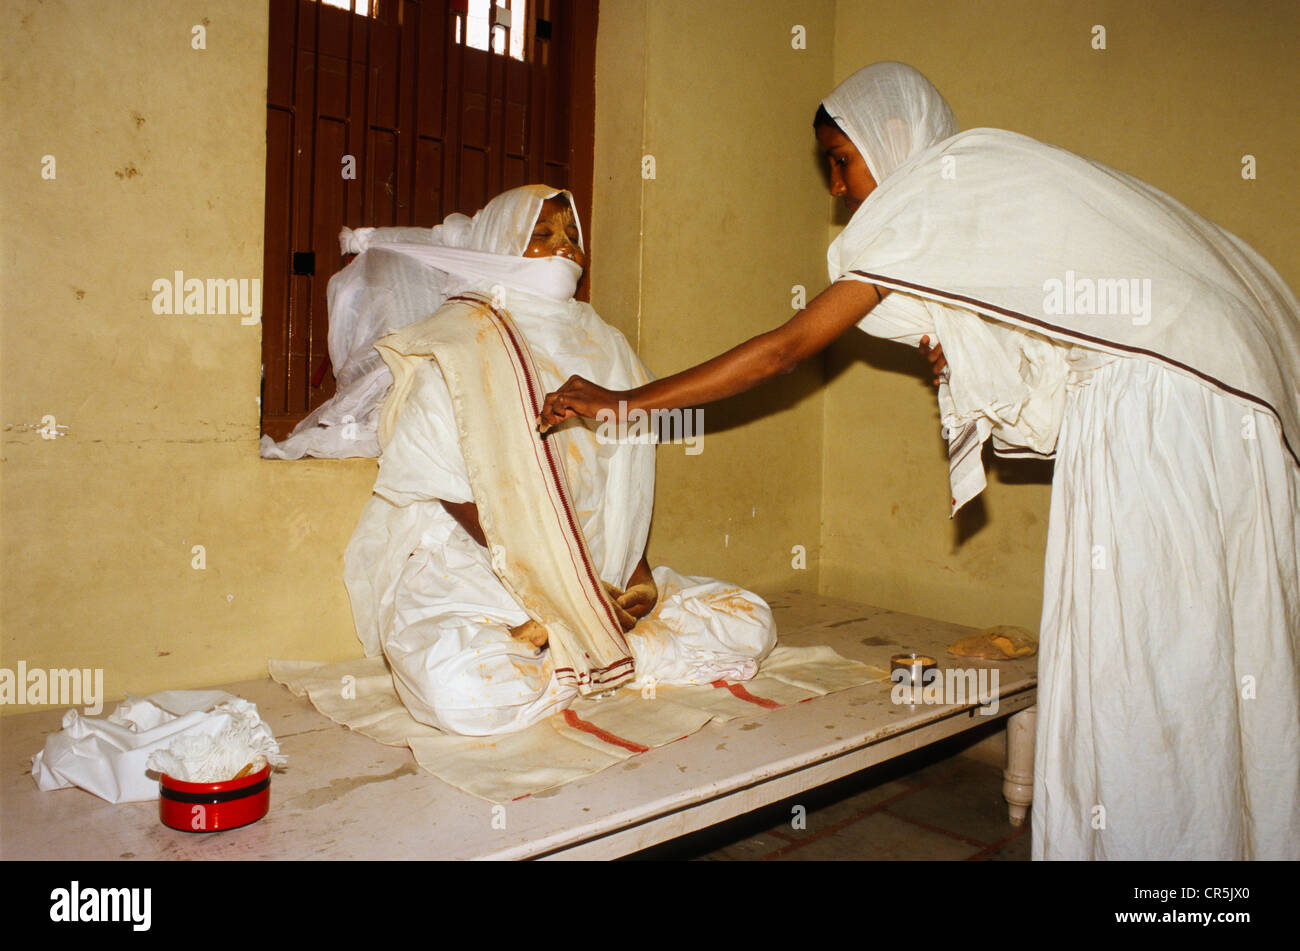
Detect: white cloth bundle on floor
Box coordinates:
(31, 691, 284, 803)
(823, 62, 1300, 859)
(344, 185, 776, 736)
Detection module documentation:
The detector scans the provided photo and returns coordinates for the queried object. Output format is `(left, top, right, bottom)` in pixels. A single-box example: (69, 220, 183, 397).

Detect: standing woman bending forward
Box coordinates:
(538, 62, 1300, 861)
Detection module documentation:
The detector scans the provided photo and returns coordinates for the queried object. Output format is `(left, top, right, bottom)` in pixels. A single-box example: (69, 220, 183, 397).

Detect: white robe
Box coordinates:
(820, 73, 1300, 858)
(345, 290, 777, 736)
(1036, 357, 1300, 859)
(857, 290, 1300, 858)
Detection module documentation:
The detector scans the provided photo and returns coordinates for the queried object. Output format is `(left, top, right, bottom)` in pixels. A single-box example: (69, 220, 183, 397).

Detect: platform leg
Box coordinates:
(1003, 704, 1036, 826)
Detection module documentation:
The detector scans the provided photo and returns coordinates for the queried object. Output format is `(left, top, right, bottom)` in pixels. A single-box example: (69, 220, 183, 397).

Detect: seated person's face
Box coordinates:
(524, 197, 587, 273)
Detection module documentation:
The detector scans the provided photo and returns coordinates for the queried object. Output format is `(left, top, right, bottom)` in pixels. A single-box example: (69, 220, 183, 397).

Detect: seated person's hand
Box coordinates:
(617, 583, 658, 621)
(919, 335, 947, 387)
(601, 582, 639, 632)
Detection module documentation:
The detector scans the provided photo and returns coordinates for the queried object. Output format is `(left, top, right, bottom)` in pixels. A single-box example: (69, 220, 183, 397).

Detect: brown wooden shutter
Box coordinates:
(261, 0, 598, 441)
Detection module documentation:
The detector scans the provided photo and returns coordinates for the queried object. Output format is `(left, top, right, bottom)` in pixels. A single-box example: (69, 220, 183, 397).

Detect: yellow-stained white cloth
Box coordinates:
(269, 645, 882, 803)
(823, 62, 1300, 859)
(343, 185, 776, 736)
(376, 294, 637, 695)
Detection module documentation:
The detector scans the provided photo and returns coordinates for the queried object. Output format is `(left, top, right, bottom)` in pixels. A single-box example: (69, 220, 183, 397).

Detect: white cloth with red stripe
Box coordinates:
(375, 295, 642, 697)
(822, 62, 1300, 858)
(268, 644, 881, 804)
(342, 186, 776, 736)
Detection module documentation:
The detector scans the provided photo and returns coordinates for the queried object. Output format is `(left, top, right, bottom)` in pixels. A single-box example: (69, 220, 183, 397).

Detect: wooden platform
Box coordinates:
(0, 591, 1037, 860)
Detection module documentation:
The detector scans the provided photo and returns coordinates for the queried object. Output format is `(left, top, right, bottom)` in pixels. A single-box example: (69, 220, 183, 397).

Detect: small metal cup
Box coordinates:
(890, 652, 938, 688)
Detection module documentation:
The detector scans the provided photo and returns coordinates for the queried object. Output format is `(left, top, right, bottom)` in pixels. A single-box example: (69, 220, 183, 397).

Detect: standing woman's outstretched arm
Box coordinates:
(538, 279, 887, 429)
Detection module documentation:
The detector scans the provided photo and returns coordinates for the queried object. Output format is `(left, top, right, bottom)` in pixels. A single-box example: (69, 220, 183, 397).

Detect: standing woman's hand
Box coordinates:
(538, 375, 626, 432)
(539, 280, 887, 428)
(919, 335, 948, 387)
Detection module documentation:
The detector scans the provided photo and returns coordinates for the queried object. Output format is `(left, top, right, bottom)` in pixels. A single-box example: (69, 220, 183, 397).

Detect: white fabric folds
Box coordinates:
(829, 128, 1300, 480)
(31, 691, 283, 803)
(822, 63, 1300, 859)
(375, 293, 635, 693)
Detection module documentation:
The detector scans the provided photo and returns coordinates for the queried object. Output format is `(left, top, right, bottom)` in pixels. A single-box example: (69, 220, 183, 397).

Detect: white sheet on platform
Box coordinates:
(269, 645, 883, 803)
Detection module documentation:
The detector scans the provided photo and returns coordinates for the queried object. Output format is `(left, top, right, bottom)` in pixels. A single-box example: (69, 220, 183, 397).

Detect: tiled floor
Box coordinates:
(629, 728, 1031, 860)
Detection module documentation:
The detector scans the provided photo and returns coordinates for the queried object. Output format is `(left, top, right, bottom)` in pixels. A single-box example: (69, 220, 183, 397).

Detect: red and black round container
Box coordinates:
(159, 764, 271, 832)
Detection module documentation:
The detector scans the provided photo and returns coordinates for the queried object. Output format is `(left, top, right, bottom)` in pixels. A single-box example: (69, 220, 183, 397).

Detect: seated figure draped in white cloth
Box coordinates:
(322, 185, 776, 736)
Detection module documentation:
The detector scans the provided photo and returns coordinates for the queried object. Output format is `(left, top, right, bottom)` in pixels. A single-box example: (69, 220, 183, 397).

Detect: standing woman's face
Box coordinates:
(816, 123, 877, 214)
(523, 196, 587, 272)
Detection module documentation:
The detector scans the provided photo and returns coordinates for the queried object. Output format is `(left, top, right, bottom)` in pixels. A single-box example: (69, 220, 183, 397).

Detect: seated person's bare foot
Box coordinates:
(510, 618, 549, 648)
(617, 582, 657, 620)
(601, 583, 639, 631)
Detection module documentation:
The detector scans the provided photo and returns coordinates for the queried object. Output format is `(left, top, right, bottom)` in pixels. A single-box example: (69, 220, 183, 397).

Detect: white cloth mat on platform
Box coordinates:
(269, 646, 884, 803)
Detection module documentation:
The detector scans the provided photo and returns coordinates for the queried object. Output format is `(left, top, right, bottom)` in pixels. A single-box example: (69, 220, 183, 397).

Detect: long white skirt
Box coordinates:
(1033, 358, 1300, 859)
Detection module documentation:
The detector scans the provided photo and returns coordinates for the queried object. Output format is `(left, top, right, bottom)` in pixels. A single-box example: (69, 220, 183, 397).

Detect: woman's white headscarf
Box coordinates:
(824, 63, 1300, 512)
(261, 185, 584, 459)
(820, 61, 959, 184)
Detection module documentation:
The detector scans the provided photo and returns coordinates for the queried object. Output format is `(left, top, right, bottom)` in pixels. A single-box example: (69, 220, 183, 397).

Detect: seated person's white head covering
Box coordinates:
(467, 184, 584, 256)
(262, 185, 586, 459)
(820, 61, 959, 184)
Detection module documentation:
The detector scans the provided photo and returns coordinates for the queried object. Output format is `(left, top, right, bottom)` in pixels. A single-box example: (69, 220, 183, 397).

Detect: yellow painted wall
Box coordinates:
(2, 0, 378, 710)
(591, 0, 834, 592)
(820, 0, 1300, 631)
